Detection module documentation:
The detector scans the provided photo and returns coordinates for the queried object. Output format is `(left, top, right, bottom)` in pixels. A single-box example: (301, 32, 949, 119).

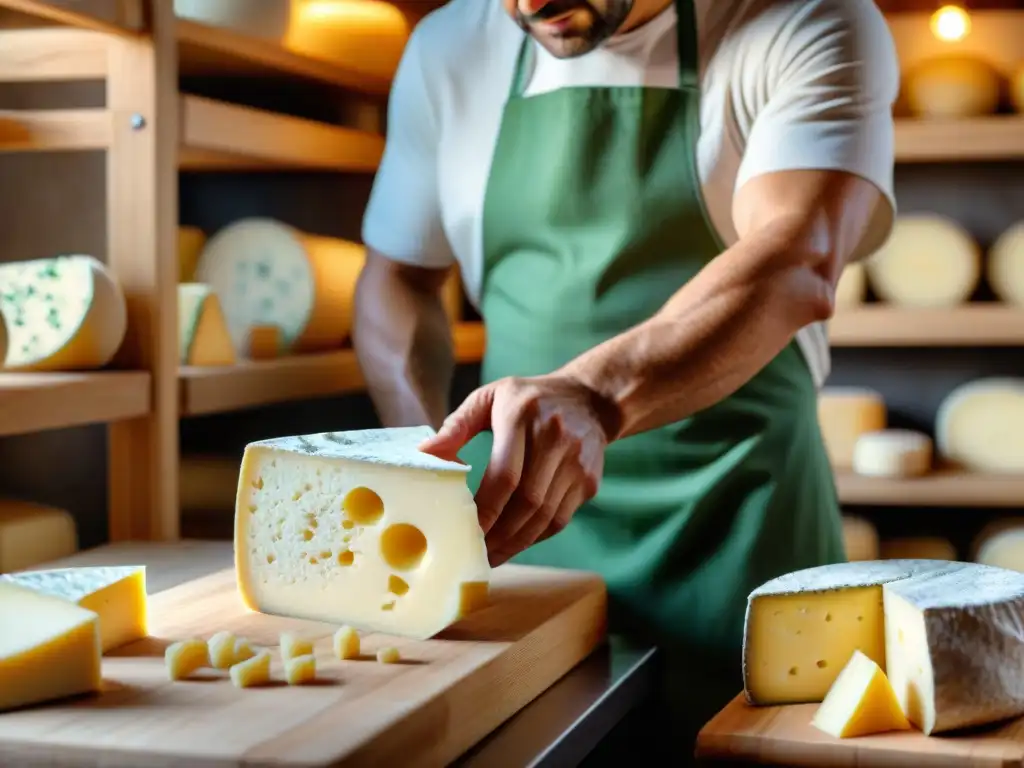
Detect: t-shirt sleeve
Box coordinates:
(361, 27, 455, 269)
(735, 0, 900, 260)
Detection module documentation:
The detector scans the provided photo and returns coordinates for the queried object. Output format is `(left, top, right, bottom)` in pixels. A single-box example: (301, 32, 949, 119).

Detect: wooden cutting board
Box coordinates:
(697, 694, 1024, 767)
(0, 563, 606, 767)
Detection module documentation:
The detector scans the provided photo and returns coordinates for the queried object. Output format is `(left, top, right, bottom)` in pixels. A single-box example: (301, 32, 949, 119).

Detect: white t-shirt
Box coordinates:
(362, 0, 900, 386)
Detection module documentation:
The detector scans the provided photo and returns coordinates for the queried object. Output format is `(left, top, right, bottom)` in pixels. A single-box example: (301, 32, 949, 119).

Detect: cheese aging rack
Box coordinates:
(0, 0, 1023, 544)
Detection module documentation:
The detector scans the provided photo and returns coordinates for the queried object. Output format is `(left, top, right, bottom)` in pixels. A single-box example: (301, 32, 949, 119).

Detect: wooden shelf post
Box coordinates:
(104, 0, 180, 541)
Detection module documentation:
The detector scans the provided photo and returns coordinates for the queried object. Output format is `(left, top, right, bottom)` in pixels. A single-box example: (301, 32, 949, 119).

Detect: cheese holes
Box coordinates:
(388, 575, 409, 595)
(343, 487, 384, 525)
(380, 524, 427, 570)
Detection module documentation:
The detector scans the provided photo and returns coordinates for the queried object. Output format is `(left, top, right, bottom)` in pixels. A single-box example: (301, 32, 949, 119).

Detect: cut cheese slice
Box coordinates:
(834, 262, 866, 310)
(1, 565, 147, 653)
(0, 499, 78, 573)
(987, 221, 1024, 306)
(865, 215, 979, 308)
(852, 430, 932, 478)
(935, 378, 1024, 473)
(880, 538, 957, 561)
(178, 283, 236, 366)
(811, 650, 910, 738)
(905, 56, 1001, 119)
(818, 388, 887, 469)
(178, 225, 206, 283)
(235, 426, 491, 640)
(842, 516, 879, 562)
(0, 255, 127, 371)
(0, 581, 101, 712)
(743, 559, 1024, 734)
(194, 219, 365, 355)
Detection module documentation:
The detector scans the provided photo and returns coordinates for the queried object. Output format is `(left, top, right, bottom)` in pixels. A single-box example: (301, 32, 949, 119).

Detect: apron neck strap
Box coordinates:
(508, 0, 700, 98)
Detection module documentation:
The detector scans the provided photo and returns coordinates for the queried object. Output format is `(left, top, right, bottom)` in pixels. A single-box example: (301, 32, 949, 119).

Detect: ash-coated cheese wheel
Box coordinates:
(852, 430, 933, 478)
(842, 515, 879, 561)
(905, 55, 1001, 119)
(936, 378, 1024, 473)
(195, 219, 365, 356)
(0, 255, 127, 372)
(865, 215, 980, 308)
(818, 388, 887, 469)
(834, 262, 866, 310)
(987, 221, 1024, 306)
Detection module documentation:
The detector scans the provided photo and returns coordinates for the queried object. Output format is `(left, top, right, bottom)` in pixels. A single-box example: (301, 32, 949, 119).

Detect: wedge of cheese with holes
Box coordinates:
(194, 218, 365, 356)
(987, 221, 1024, 306)
(0, 255, 127, 371)
(936, 378, 1024, 473)
(865, 215, 980, 308)
(235, 426, 491, 640)
(743, 559, 1024, 735)
(178, 283, 236, 366)
(2, 565, 147, 653)
(0, 499, 78, 573)
(811, 650, 910, 738)
(852, 430, 932, 478)
(818, 388, 887, 469)
(0, 581, 101, 712)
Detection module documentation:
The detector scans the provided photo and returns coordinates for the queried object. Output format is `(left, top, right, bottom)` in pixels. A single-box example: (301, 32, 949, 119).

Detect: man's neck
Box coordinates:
(619, 0, 674, 34)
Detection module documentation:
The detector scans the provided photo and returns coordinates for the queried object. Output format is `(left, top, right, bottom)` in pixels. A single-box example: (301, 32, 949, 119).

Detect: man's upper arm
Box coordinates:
(733, 0, 900, 262)
(361, 27, 455, 270)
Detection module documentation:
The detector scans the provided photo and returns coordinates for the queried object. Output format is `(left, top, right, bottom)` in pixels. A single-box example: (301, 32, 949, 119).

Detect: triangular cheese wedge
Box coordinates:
(178, 283, 236, 366)
(1, 565, 147, 653)
(812, 649, 911, 738)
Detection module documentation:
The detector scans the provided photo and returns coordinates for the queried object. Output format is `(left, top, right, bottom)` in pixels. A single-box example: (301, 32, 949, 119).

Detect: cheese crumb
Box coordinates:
(285, 654, 317, 685)
(165, 639, 209, 680)
(333, 626, 360, 660)
(208, 630, 254, 668)
(280, 632, 313, 661)
(230, 649, 272, 688)
(376, 646, 400, 664)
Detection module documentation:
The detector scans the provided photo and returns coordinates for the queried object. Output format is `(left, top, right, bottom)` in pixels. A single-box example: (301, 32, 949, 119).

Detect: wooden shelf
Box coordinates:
(0, 0, 143, 35)
(836, 468, 1024, 508)
(178, 95, 384, 171)
(829, 305, 1024, 346)
(894, 116, 1024, 162)
(180, 322, 486, 416)
(0, 371, 151, 437)
(0, 108, 111, 152)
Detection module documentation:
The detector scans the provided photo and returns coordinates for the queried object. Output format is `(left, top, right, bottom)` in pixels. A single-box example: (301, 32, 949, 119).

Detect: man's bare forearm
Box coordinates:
(353, 250, 455, 429)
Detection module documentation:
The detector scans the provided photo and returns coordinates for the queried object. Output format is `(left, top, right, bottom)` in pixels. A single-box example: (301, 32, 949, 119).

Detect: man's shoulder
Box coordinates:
(411, 0, 519, 74)
(723, 0, 888, 45)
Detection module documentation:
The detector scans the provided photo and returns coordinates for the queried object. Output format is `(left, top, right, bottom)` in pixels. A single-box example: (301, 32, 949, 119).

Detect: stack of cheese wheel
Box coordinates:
(974, 518, 1024, 572)
(865, 214, 980, 308)
(195, 219, 367, 358)
(904, 55, 1001, 119)
(936, 378, 1024, 473)
(818, 388, 886, 470)
(987, 221, 1024, 306)
(0, 255, 127, 372)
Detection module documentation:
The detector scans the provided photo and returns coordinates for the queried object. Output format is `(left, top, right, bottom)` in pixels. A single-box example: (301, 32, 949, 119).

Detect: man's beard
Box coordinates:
(515, 0, 633, 58)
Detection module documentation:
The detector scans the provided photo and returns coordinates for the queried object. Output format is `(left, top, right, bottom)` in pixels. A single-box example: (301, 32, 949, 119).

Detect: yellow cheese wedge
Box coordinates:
(0, 581, 102, 712)
(235, 426, 491, 640)
(179, 226, 206, 283)
(812, 650, 910, 738)
(1, 565, 147, 653)
(0, 499, 78, 573)
(178, 283, 236, 367)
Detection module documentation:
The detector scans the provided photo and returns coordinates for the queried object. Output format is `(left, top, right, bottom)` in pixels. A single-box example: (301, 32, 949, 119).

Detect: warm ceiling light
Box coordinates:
(298, 0, 406, 24)
(930, 4, 971, 42)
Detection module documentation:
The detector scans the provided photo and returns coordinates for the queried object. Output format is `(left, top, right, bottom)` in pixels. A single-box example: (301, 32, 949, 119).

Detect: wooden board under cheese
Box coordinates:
(0, 563, 606, 767)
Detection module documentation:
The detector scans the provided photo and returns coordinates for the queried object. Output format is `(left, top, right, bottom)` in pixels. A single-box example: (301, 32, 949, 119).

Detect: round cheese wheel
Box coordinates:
(818, 387, 887, 469)
(834, 262, 866, 310)
(866, 215, 980, 308)
(987, 221, 1024, 306)
(0, 255, 127, 372)
(975, 522, 1024, 572)
(1010, 64, 1024, 114)
(178, 226, 206, 283)
(905, 55, 1001, 119)
(842, 515, 880, 561)
(174, 0, 291, 41)
(0, 499, 78, 572)
(936, 378, 1024, 473)
(195, 219, 365, 355)
(852, 429, 933, 478)
(880, 537, 957, 561)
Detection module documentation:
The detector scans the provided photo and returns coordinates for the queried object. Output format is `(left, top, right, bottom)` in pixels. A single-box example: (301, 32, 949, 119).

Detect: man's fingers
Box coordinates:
(418, 387, 494, 461)
(486, 445, 568, 554)
(489, 465, 575, 567)
(536, 484, 586, 545)
(475, 419, 526, 534)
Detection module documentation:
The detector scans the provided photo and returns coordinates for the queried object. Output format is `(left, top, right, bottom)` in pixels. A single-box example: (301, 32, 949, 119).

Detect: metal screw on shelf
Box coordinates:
(130, 114, 146, 131)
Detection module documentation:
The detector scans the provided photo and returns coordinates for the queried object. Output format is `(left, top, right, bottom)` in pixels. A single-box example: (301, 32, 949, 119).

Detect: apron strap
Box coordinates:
(508, 0, 700, 96)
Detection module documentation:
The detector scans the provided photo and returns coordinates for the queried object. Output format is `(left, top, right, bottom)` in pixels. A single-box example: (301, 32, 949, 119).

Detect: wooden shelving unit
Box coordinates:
(829, 305, 1024, 347)
(836, 469, 1024, 508)
(894, 116, 1024, 163)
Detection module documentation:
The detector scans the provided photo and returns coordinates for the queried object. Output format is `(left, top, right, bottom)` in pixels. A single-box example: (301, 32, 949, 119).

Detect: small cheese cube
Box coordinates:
(376, 647, 400, 664)
(333, 626, 360, 660)
(284, 654, 317, 685)
(235, 427, 491, 640)
(812, 650, 910, 738)
(279, 632, 313, 661)
(165, 639, 209, 680)
(208, 631, 254, 669)
(230, 649, 272, 688)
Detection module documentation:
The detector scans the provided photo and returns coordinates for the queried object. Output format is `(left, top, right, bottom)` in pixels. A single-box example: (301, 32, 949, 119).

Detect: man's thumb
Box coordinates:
(419, 388, 493, 461)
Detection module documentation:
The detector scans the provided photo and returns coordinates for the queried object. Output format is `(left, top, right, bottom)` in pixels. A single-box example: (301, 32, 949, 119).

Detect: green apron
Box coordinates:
(458, 0, 844, 751)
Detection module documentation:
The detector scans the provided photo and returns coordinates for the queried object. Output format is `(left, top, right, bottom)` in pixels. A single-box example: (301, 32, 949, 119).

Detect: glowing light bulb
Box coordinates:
(930, 4, 971, 42)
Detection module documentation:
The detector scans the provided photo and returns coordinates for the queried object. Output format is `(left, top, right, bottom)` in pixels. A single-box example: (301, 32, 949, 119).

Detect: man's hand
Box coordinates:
(419, 374, 612, 566)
